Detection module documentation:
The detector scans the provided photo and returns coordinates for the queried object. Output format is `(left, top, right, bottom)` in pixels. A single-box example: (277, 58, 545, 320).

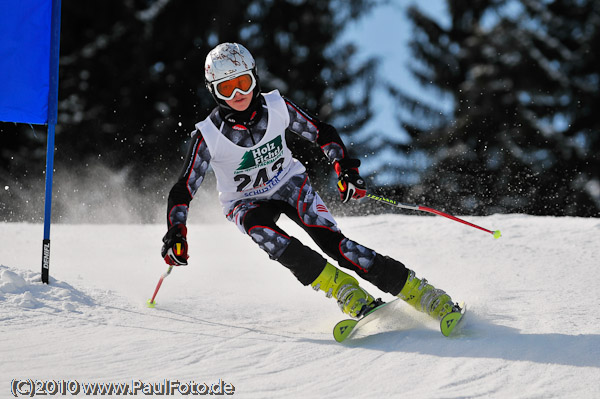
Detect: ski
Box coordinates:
(333, 299, 466, 343)
(440, 302, 467, 337)
(333, 301, 389, 342)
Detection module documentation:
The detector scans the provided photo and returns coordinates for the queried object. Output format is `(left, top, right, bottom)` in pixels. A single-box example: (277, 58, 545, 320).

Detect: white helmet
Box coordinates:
(205, 43, 260, 102)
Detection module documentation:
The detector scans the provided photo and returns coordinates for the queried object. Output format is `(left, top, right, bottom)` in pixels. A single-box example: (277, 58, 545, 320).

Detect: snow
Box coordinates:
(1, 213, 599, 398)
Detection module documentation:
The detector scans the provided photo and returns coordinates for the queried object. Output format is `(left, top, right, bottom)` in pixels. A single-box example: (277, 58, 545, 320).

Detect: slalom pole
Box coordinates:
(146, 265, 174, 308)
(41, 0, 62, 284)
(365, 193, 501, 239)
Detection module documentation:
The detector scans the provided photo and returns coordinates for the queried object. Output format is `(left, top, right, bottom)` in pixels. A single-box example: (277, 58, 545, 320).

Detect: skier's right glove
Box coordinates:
(161, 224, 189, 266)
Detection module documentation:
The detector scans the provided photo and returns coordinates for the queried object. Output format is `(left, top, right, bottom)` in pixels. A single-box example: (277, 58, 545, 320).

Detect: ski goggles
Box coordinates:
(211, 72, 256, 101)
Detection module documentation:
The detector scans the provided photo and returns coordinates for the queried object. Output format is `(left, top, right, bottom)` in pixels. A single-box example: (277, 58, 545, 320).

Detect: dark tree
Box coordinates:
(1, 0, 382, 221)
(388, 0, 600, 216)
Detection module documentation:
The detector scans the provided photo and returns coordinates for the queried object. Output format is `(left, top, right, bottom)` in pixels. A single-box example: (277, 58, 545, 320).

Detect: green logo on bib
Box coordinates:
(236, 136, 283, 173)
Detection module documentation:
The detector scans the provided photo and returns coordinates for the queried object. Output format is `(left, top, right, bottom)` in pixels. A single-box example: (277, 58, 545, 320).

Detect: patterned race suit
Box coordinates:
(166, 92, 407, 295)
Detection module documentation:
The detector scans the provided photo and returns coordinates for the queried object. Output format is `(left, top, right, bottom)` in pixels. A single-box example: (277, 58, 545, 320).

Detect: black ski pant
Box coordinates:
(228, 174, 408, 295)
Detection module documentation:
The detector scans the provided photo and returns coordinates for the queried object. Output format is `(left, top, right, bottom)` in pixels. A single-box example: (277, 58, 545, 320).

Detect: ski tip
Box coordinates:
(493, 230, 502, 239)
(440, 302, 466, 337)
(333, 319, 358, 343)
(146, 299, 156, 308)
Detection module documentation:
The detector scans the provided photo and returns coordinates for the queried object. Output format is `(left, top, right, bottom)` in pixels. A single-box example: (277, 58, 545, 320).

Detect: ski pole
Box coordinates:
(365, 193, 501, 239)
(146, 265, 174, 308)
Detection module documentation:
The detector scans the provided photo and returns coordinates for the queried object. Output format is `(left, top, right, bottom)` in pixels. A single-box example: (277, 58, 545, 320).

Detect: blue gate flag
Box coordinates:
(0, 0, 62, 284)
(0, 0, 52, 124)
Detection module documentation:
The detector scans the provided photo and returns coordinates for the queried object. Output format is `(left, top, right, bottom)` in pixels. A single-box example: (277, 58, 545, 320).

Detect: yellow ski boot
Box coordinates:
(311, 263, 379, 318)
(398, 270, 455, 320)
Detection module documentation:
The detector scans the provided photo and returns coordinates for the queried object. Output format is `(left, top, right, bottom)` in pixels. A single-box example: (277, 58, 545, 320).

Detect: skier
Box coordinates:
(161, 42, 461, 321)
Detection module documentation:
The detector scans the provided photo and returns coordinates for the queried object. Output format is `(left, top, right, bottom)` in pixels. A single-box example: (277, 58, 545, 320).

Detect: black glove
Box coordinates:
(334, 158, 367, 203)
(161, 224, 189, 266)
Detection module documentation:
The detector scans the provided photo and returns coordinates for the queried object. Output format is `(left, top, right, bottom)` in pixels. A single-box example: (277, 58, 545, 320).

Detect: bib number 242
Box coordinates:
(234, 158, 284, 192)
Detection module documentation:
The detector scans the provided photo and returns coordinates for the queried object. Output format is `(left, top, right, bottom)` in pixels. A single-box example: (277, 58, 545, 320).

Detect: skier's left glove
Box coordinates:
(161, 224, 189, 266)
(335, 158, 367, 203)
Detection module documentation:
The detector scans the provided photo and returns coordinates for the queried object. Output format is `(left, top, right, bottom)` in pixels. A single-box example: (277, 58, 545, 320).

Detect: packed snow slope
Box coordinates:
(1, 214, 599, 398)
